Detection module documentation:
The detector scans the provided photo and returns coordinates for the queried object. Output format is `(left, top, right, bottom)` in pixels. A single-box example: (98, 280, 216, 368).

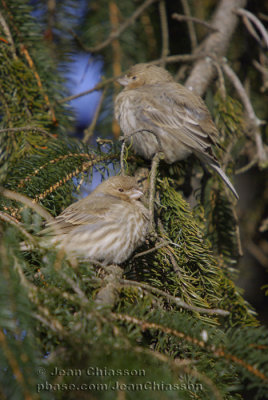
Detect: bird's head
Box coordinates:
(117, 63, 173, 88)
(93, 176, 143, 201)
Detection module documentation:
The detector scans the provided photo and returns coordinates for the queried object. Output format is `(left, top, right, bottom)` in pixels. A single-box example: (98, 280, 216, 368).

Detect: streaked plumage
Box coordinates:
(115, 63, 238, 199)
(43, 176, 149, 264)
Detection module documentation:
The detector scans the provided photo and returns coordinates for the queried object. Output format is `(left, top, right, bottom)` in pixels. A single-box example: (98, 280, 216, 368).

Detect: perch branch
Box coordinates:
(185, 0, 247, 96)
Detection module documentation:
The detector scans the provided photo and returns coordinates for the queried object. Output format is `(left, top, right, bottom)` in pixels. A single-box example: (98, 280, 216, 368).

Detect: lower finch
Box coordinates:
(115, 63, 238, 199)
(42, 176, 149, 264)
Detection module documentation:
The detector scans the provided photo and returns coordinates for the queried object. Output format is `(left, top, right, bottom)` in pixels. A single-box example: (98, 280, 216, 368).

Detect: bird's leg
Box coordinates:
(149, 152, 163, 234)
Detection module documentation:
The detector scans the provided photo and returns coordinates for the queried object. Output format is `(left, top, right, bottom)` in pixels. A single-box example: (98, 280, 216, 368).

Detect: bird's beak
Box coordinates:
(128, 189, 143, 200)
(117, 76, 129, 86)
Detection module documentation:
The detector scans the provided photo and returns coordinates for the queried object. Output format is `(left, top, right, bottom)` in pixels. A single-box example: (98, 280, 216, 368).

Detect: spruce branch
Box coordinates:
(112, 314, 268, 382)
(119, 279, 230, 316)
(0, 187, 53, 222)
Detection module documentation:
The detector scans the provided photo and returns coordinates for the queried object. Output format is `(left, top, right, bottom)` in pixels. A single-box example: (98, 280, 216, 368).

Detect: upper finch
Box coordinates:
(115, 63, 238, 199)
(42, 176, 149, 265)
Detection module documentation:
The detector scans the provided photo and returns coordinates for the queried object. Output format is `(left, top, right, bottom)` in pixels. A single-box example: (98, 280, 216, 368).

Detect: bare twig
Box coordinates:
(235, 159, 257, 175)
(172, 13, 218, 33)
(133, 240, 169, 258)
(60, 53, 206, 104)
(0, 10, 17, 59)
(235, 8, 268, 48)
(211, 59, 226, 99)
(180, 0, 197, 49)
(222, 62, 267, 163)
(258, 13, 268, 22)
(120, 279, 230, 315)
(159, 0, 169, 67)
(253, 58, 268, 92)
(85, 0, 158, 53)
(0, 187, 54, 222)
(59, 76, 116, 104)
(83, 88, 106, 143)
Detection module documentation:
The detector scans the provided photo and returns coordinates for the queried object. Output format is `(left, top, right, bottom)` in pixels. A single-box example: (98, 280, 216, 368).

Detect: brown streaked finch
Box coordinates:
(42, 176, 149, 264)
(115, 63, 238, 199)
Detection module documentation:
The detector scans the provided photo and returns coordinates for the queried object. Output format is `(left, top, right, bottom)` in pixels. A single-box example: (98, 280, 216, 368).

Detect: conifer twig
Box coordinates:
(119, 279, 230, 316)
(0, 126, 55, 138)
(0, 211, 38, 245)
(0, 187, 54, 222)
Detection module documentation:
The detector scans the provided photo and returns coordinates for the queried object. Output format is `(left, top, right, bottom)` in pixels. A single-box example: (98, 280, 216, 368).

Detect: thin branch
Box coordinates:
(253, 58, 268, 92)
(235, 8, 268, 48)
(83, 88, 106, 143)
(133, 240, 169, 259)
(59, 76, 115, 104)
(222, 62, 267, 163)
(0, 187, 54, 222)
(172, 13, 218, 32)
(60, 53, 206, 104)
(235, 159, 257, 175)
(180, 0, 197, 49)
(0, 10, 17, 59)
(159, 0, 169, 67)
(120, 279, 230, 316)
(84, 0, 158, 53)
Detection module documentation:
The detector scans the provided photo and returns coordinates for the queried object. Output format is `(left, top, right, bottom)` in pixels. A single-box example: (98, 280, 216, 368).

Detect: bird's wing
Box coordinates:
(44, 193, 122, 235)
(137, 83, 219, 160)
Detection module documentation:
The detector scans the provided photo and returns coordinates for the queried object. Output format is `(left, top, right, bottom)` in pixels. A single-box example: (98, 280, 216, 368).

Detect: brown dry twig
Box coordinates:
(222, 61, 267, 164)
(235, 8, 268, 48)
(172, 13, 218, 33)
(159, 0, 169, 67)
(84, 0, 158, 54)
(180, 0, 197, 49)
(83, 88, 107, 143)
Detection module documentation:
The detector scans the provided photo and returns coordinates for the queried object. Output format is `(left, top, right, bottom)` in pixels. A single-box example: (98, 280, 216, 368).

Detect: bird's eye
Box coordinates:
(132, 76, 137, 80)
(118, 188, 124, 192)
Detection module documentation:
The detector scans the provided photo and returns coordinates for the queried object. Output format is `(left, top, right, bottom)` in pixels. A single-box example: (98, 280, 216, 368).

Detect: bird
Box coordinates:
(41, 176, 149, 265)
(114, 63, 238, 199)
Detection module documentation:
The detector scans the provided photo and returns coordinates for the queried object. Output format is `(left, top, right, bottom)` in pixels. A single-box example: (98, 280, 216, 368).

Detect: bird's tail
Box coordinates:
(210, 163, 239, 199)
